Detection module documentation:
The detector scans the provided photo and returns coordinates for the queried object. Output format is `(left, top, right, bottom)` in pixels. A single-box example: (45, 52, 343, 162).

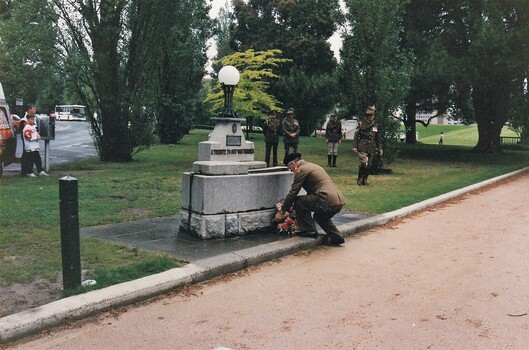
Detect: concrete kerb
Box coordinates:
(1, 166, 528, 343)
(0, 236, 323, 343)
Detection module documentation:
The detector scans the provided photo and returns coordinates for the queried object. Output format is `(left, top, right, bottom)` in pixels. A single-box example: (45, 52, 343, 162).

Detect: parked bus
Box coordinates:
(54, 105, 86, 121)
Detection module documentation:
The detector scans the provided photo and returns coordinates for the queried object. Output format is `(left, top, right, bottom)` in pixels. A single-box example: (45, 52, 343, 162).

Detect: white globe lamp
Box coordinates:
(218, 66, 240, 118)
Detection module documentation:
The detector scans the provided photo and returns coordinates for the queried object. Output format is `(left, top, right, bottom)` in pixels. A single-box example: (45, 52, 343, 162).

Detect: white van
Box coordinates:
(55, 105, 87, 121)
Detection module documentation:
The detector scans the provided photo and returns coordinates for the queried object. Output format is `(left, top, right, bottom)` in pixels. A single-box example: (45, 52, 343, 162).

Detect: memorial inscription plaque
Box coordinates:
(226, 135, 242, 146)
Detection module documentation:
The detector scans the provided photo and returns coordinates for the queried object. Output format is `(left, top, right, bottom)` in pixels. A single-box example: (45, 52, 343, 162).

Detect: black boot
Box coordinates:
(357, 166, 363, 186)
(362, 166, 369, 185)
(328, 155, 332, 167)
(332, 155, 337, 167)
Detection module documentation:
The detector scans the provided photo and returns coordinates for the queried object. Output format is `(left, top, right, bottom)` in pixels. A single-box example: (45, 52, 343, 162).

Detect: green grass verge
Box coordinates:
(64, 255, 180, 296)
(0, 126, 528, 289)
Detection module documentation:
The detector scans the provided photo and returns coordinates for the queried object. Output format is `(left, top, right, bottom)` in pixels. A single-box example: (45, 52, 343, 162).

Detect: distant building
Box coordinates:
(415, 110, 448, 125)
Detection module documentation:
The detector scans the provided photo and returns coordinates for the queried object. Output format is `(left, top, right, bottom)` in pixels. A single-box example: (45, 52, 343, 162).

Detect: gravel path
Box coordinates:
(10, 173, 529, 349)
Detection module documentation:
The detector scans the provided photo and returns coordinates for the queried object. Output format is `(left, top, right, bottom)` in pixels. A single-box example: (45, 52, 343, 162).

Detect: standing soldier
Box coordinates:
(262, 109, 281, 167)
(281, 108, 300, 162)
(352, 106, 383, 186)
(325, 110, 342, 167)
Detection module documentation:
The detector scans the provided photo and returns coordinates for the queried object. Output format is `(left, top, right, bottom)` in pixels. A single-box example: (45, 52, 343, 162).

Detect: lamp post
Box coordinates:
(198, 65, 248, 160)
(218, 65, 240, 118)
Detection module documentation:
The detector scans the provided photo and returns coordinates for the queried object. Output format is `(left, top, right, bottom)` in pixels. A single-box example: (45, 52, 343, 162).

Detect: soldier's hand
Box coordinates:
(379, 149, 383, 156)
(352, 147, 357, 153)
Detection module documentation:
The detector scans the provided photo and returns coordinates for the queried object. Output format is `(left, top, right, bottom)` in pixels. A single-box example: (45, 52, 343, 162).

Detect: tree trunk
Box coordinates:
(404, 97, 417, 144)
(159, 106, 176, 144)
(90, 1, 132, 162)
(472, 85, 508, 153)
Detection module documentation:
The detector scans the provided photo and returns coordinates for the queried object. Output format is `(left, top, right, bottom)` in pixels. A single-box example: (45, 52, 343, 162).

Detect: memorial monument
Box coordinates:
(180, 66, 293, 239)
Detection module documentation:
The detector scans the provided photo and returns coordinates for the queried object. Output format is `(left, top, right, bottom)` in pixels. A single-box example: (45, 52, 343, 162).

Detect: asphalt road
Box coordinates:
(3, 121, 97, 176)
(9, 172, 529, 349)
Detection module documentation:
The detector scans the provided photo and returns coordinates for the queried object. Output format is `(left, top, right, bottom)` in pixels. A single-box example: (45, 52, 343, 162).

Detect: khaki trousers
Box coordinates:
(294, 194, 344, 240)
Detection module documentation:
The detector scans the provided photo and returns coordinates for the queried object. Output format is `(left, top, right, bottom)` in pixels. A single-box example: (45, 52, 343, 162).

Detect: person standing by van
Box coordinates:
(21, 106, 48, 177)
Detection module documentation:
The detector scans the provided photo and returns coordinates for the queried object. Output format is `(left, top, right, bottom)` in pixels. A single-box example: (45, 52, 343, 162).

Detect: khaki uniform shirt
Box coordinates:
(282, 160, 345, 212)
(263, 115, 281, 143)
(353, 120, 382, 153)
(325, 119, 342, 143)
(282, 116, 300, 144)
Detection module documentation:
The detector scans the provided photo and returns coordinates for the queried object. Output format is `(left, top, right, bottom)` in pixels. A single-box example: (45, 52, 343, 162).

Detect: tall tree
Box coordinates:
(402, 1, 529, 152)
(128, 0, 213, 144)
(53, 0, 133, 161)
(0, 0, 61, 114)
(52, 0, 213, 160)
(229, 0, 343, 135)
(339, 0, 413, 156)
(462, 0, 529, 152)
(399, 0, 454, 143)
(214, 1, 235, 62)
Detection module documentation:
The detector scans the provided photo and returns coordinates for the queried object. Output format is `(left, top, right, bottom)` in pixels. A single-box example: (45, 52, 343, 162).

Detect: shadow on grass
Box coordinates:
(396, 143, 528, 164)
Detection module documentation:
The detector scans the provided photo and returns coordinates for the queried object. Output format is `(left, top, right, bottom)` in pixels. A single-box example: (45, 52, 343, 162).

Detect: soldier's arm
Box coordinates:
(282, 171, 308, 212)
(376, 126, 383, 151)
(281, 120, 288, 136)
(352, 123, 361, 150)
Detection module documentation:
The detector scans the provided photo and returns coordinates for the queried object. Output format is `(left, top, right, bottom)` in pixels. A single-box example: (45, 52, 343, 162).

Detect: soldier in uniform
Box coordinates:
(352, 106, 383, 186)
(281, 108, 300, 162)
(275, 152, 346, 245)
(262, 109, 281, 167)
(325, 110, 342, 167)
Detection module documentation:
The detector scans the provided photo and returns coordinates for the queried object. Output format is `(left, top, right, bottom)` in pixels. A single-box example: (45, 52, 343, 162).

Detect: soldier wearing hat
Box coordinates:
(281, 107, 300, 162)
(325, 109, 342, 167)
(275, 152, 346, 245)
(262, 109, 281, 167)
(352, 106, 383, 186)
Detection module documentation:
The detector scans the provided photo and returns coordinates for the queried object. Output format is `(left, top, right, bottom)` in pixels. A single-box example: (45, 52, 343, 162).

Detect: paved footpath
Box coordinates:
(7, 171, 529, 349)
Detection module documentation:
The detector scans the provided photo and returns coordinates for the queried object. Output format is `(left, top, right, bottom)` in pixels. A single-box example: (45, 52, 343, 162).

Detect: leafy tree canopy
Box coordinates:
(401, 0, 529, 152)
(206, 49, 290, 121)
(0, 0, 61, 114)
(339, 0, 413, 160)
(230, 0, 342, 74)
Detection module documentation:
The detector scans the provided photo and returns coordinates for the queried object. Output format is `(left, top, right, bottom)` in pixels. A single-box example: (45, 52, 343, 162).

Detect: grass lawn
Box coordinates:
(1, 125, 528, 290)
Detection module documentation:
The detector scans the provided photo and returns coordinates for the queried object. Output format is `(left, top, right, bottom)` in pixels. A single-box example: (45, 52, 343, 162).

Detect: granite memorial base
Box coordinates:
(180, 165, 293, 239)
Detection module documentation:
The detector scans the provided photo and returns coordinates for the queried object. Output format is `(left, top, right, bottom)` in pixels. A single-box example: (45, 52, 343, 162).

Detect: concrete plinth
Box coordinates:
(180, 115, 293, 239)
(180, 168, 293, 239)
(180, 209, 277, 239)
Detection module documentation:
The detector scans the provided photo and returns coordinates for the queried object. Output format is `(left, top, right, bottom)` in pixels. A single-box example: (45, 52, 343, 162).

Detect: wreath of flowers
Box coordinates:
(274, 201, 298, 235)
